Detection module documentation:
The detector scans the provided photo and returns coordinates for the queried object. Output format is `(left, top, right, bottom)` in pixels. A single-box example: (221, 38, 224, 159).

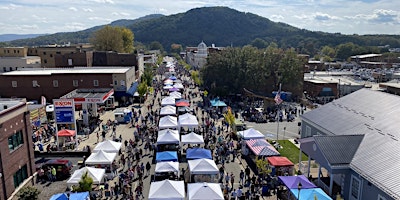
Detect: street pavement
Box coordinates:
(74, 72, 282, 199)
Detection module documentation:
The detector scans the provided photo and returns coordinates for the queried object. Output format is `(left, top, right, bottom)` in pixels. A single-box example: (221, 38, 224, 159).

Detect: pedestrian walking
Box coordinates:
(145, 161, 151, 176)
(239, 170, 244, 185)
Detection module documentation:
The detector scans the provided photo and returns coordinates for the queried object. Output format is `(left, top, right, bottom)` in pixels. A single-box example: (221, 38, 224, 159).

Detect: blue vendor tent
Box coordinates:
(156, 151, 178, 162)
(186, 148, 212, 160)
(70, 192, 90, 200)
(49, 193, 68, 200)
(289, 188, 332, 200)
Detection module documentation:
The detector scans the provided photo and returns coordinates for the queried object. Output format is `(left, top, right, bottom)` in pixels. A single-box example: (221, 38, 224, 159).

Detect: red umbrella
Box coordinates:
(57, 129, 76, 137)
(176, 101, 190, 107)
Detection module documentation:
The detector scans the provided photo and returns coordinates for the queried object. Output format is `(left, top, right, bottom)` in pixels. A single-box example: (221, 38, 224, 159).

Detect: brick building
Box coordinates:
(0, 67, 137, 104)
(0, 47, 41, 72)
(0, 99, 35, 200)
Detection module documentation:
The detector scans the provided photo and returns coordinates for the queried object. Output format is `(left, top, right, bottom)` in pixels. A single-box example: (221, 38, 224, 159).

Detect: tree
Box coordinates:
(90, 25, 134, 53)
(17, 186, 40, 200)
(149, 41, 164, 52)
(137, 82, 148, 104)
(72, 171, 93, 192)
(223, 107, 235, 133)
(255, 157, 271, 179)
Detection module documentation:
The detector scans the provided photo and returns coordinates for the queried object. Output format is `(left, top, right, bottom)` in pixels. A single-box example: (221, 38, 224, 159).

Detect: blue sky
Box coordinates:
(0, 0, 399, 35)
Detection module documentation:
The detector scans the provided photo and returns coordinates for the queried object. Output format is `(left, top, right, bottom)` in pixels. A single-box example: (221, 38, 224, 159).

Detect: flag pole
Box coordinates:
(276, 83, 282, 142)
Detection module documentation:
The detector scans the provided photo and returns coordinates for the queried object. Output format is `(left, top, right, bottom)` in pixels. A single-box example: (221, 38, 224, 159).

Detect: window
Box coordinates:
(73, 80, 79, 87)
(93, 80, 99, 86)
(50, 54, 53, 57)
(12, 81, 17, 88)
(43, 51, 46, 55)
(120, 80, 125, 86)
(8, 130, 24, 151)
(44, 59, 47, 64)
(114, 80, 118, 86)
(32, 80, 39, 87)
(306, 125, 311, 137)
(350, 175, 360, 199)
(68, 59, 73, 66)
(53, 80, 59, 87)
(13, 165, 27, 188)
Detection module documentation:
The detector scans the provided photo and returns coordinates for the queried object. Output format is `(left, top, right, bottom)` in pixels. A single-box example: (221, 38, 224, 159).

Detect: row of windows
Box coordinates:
(3, 49, 20, 54)
(11, 80, 100, 88)
(8, 130, 24, 151)
(13, 165, 28, 188)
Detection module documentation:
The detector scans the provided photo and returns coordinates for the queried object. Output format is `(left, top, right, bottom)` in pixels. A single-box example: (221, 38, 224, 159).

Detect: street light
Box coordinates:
(297, 182, 302, 200)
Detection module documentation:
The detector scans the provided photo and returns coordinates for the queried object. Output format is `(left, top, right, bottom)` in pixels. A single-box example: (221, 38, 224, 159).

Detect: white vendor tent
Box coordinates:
(85, 150, 117, 165)
(169, 91, 182, 99)
(188, 159, 219, 175)
(160, 105, 177, 116)
(178, 113, 199, 128)
(181, 132, 204, 144)
(237, 128, 265, 140)
(159, 115, 179, 129)
(163, 85, 173, 90)
(155, 161, 180, 176)
(157, 129, 180, 144)
(187, 182, 224, 200)
(172, 83, 184, 89)
(148, 180, 185, 200)
(161, 97, 176, 106)
(93, 140, 122, 153)
(67, 167, 105, 186)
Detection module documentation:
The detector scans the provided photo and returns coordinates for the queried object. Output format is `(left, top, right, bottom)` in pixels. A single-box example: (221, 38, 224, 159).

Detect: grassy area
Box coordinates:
(276, 140, 308, 164)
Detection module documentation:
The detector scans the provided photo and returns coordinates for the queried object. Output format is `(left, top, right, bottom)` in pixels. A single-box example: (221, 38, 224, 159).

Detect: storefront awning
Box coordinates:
(127, 82, 139, 96)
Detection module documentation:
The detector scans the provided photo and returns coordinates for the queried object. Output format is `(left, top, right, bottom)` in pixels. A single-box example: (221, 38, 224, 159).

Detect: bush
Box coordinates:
(17, 186, 40, 200)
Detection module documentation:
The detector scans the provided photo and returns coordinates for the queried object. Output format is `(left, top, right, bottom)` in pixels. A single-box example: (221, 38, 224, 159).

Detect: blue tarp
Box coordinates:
(127, 82, 139, 96)
(49, 193, 68, 200)
(289, 188, 332, 200)
(169, 76, 177, 80)
(70, 192, 89, 200)
(211, 100, 227, 107)
(186, 148, 212, 160)
(156, 151, 178, 162)
(278, 175, 316, 189)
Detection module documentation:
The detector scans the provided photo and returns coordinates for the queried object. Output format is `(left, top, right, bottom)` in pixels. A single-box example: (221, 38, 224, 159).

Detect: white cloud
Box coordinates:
(270, 14, 284, 21)
(369, 9, 399, 23)
(69, 7, 78, 12)
(83, 8, 94, 12)
(88, 16, 112, 23)
(88, 0, 115, 4)
(314, 12, 340, 21)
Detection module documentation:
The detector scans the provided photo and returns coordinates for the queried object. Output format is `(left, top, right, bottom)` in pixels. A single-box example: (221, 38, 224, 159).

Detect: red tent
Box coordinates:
(176, 101, 190, 107)
(57, 129, 76, 137)
(267, 156, 294, 167)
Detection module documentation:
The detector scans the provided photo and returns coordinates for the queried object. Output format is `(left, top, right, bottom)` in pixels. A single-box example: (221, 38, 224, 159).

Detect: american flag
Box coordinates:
(274, 91, 283, 105)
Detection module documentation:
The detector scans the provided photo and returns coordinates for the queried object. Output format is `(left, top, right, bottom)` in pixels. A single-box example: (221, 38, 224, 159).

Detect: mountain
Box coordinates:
(0, 34, 46, 42)
(6, 14, 163, 47)
(5, 7, 400, 53)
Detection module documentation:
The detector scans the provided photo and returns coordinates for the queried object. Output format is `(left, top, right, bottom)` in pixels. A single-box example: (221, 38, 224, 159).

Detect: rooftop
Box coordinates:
(1, 67, 132, 76)
(0, 98, 26, 113)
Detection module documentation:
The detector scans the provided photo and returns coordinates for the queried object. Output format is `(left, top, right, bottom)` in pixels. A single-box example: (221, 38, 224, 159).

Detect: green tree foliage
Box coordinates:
(191, 70, 202, 86)
(90, 25, 134, 53)
(250, 38, 268, 49)
(149, 41, 164, 52)
(170, 43, 183, 54)
(255, 157, 271, 178)
(202, 45, 303, 97)
(72, 171, 93, 192)
(17, 186, 40, 200)
(137, 81, 148, 104)
(142, 67, 154, 86)
(223, 107, 235, 132)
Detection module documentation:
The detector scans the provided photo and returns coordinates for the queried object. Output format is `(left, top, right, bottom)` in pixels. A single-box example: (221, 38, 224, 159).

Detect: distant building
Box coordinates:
(0, 98, 35, 200)
(303, 75, 364, 104)
(185, 41, 224, 69)
(0, 47, 41, 72)
(0, 67, 137, 105)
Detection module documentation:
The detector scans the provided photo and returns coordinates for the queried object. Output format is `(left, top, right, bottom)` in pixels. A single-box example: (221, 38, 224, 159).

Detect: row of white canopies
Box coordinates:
(157, 129, 204, 144)
(66, 140, 122, 186)
(149, 179, 223, 200)
(159, 113, 199, 129)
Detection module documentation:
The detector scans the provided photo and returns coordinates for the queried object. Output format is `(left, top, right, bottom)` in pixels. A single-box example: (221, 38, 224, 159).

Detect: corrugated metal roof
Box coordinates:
(314, 135, 363, 165)
(301, 89, 400, 198)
